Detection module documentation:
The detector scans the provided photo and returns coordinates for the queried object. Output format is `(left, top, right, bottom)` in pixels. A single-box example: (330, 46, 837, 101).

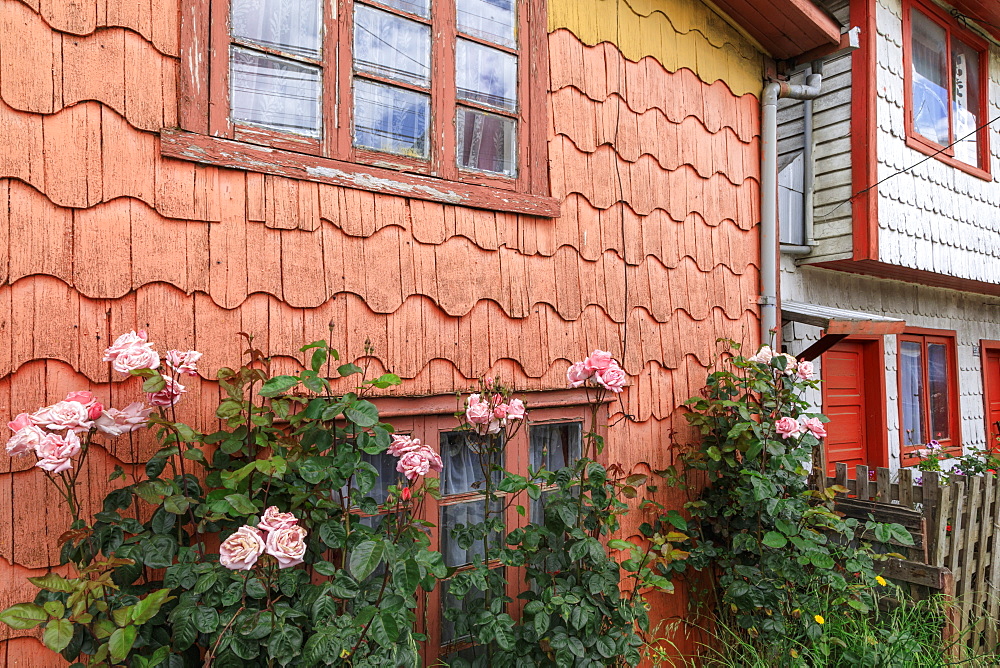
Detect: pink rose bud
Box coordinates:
(8, 413, 32, 432)
(802, 417, 827, 439)
(584, 350, 613, 373)
(219, 525, 266, 571)
(595, 360, 627, 393)
(264, 525, 308, 568)
(87, 402, 105, 420)
(258, 506, 299, 533)
(775, 416, 802, 439)
(493, 403, 509, 420)
(566, 361, 590, 388)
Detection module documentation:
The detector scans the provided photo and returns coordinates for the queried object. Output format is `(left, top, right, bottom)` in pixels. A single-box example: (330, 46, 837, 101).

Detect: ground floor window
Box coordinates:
(898, 329, 960, 457)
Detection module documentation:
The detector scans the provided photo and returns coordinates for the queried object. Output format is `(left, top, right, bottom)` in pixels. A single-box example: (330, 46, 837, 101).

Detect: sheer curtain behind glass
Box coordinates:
(910, 9, 949, 146)
(230, 0, 323, 136)
(900, 341, 925, 446)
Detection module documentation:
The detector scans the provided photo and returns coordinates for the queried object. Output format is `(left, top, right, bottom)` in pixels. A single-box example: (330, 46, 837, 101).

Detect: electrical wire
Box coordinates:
(817, 112, 1000, 220)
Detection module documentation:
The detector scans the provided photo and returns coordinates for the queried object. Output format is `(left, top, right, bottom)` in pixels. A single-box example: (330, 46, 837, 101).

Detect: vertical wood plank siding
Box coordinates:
(0, 0, 763, 659)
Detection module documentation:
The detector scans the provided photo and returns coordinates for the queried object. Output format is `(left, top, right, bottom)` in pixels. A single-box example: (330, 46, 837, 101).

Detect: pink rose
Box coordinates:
(584, 350, 613, 373)
(165, 350, 202, 376)
(595, 361, 627, 393)
(802, 417, 827, 439)
(424, 446, 443, 473)
(506, 398, 525, 420)
(775, 417, 802, 439)
(8, 413, 32, 432)
(493, 403, 509, 420)
(486, 420, 503, 434)
(88, 402, 105, 420)
(397, 450, 432, 480)
(112, 344, 160, 374)
(96, 402, 154, 436)
(796, 360, 815, 380)
(31, 401, 92, 433)
(465, 400, 491, 425)
(264, 525, 308, 568)
(65, 391, 95, 405)
(219, 525, 266, 571)
(388, 434, 423, 457)
(102, 330, 149, 362)
(147, 377, 186, 407)
(35, 431, 81, 473)
(749, 346, 774, 364)
(566, 361, 590, 388)
(258, 506, 299, 533)
(5, 425, 46, 457)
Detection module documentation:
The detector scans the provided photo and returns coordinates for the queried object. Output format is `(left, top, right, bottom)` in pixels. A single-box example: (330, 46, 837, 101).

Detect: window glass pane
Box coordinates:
(910, 9, 949, 145)
(354, 5, 431, 87)
(952, 39, 980, 166)
(439, 500, 502, 567)
(900, 340, 925, 446)
(347, 451, 401, 504)
(440, 432, 503, 496)
(376, 0, 430, 18)
(456, 108, 516, 176)
(231, 0, 323, 59)
(231, 46, 321, 136)
(529, 422, 582, 473)
(456, 0, 516, 47)
(353, 79, 429, 156)
(456, 39, 517, 111)
(928, 343, 950, 441)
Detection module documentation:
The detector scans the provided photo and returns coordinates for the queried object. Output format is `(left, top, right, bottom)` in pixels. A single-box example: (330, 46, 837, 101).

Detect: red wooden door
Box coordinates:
(822, 341, 870, 475)
(985, 348, 1000, 452)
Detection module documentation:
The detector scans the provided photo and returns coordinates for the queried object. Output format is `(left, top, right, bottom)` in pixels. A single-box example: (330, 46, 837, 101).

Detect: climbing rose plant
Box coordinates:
(1, 339, 666, 667)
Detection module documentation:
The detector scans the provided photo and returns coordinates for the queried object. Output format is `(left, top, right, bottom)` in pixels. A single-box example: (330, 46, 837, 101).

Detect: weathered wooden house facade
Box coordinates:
(779, 0, 1000, 473)
(0, 0, 838, 661)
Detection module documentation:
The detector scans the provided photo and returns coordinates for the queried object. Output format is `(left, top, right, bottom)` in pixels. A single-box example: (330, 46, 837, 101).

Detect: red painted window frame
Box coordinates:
(901, 0, 992, 180)
(174, 0, 555, 215)
(369, 392, 602, 663)
(980, 339, 1000, 454)
(897, 327, 962, 463)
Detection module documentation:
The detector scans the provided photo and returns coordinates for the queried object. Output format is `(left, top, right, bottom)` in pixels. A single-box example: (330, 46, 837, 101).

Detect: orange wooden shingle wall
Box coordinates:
(0, 0, 762, 661)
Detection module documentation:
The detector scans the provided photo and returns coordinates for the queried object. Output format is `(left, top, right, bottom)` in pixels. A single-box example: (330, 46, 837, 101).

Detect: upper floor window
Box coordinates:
(898, 329, 960, 457)
(227, 0, 526, 177)
(175, 0, 552, 209)
(903, 0, 991, 176)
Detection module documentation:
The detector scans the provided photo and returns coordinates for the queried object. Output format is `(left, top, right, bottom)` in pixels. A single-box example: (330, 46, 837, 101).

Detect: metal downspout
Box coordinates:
(760, 67, 824, 346)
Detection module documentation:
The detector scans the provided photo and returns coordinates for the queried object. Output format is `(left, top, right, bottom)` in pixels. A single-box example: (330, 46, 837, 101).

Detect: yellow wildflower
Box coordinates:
(814, 615, 825, 625)
(875, 575, 887, 586)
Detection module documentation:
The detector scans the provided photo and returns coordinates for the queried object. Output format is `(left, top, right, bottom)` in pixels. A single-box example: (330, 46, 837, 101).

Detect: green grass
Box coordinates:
(645, 594, 1000, 668)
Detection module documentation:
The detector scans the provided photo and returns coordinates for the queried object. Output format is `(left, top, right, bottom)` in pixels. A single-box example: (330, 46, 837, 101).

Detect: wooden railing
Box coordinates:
(818, 463, 1000, 654)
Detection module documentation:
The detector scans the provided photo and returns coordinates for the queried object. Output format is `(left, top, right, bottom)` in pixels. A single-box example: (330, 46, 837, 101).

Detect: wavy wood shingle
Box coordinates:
(0, 0, 764, 655)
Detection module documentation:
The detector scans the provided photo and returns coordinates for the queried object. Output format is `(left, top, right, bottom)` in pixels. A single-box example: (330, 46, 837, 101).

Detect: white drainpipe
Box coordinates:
(760, 65, 824, 346)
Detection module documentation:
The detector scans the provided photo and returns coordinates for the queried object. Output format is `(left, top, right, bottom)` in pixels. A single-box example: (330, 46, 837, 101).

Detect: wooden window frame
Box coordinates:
(901, 0, 992, 180)
(980, 339, 1000, 454)
(367, 391, 604, 664)
(897, 327, 961, 462)
(172, 0, 559, 217)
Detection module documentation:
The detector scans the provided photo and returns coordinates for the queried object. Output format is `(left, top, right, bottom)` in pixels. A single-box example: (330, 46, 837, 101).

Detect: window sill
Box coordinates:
(159, 129, 561, 218)
(904, 135, 993, 182)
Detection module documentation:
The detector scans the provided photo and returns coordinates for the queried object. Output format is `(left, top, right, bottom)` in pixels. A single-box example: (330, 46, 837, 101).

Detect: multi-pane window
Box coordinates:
(904, 0, 989, 172)
(380, 408, 587, 664)
(217, 0, 533, 181)
(899, 332, 959, 453)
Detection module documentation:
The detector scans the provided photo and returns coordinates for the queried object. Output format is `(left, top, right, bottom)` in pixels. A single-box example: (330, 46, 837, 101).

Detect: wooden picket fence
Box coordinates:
(816, 463, 1000, 654)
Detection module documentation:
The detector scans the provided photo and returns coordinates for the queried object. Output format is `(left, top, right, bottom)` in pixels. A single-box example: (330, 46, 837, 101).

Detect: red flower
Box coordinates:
(401, 487, 412, 502)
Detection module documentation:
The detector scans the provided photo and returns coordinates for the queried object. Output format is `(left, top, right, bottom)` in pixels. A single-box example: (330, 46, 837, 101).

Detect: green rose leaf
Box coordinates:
(43, 618, 74, 653)
(224, 493, 258, 515)
(259, 375, 299, 397)
(349, 540, 385, 581)
(762, 532, 788, 549)
(0, 603, 47, 630)
(108, 624, 138, 662)
(344, 400, 379, 428)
